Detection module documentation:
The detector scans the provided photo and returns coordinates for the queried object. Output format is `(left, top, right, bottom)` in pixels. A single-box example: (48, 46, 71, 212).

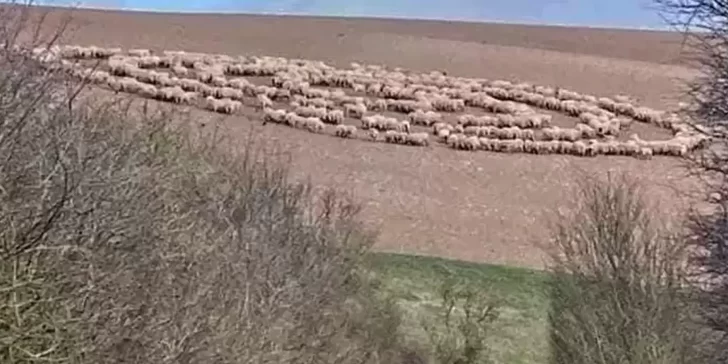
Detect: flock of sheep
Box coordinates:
(25, 44, 710, 159)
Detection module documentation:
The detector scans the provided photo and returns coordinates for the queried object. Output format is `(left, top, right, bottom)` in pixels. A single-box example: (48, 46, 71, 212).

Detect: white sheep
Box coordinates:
(344, 103, 367, 119)
(204, 96, 241, 114)
(575, 123, 597, 139)
(215, 86, 243, 100)
(433, 122, 454, 135)
(334, 124, 357, 138)
(322, 109, 345, 125)
(384, 130, 407, 144)
(405, 132, 430, 146)
(257, 94, 273, 109)
(437, 128, 451, 139)
(263, 108, 288, 124)
(302, 117, 326, 133)
(128, 48, 151, 57)
(368, 129, 379, 141)
(294, 105, 328, 119)
(300, 97, 334, 109)
(408, 110, 442, 126)
(156, 86, 186, 103)
(637, 147, 653, 160)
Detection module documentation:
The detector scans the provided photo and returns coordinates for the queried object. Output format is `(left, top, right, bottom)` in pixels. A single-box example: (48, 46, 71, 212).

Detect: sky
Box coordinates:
(34, 0, 669, 30)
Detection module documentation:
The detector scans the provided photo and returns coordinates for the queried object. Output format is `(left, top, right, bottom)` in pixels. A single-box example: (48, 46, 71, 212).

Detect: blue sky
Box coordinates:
(38, 0, 668, 30)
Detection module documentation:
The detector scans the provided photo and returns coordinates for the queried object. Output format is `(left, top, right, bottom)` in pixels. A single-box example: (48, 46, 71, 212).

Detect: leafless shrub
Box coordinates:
(0, 4, 408, 364)
(545, 172, 700, 364)
(654, 1, 728, 361)
(421, 277, 498, 364)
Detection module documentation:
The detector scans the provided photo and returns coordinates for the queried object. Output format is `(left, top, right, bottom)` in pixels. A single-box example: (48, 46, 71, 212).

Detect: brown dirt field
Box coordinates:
(28, 6, 708, 268)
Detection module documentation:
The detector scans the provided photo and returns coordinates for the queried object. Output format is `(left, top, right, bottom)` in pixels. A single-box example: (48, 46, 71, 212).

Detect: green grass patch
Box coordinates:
(367, 253, 550, 364)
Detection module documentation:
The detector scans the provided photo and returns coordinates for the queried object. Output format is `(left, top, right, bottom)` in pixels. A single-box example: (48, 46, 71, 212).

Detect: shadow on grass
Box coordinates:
(366, 253, 550, 364)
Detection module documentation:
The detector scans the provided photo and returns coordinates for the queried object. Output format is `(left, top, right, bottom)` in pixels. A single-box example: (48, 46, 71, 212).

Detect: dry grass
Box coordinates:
(12, 5, 706, 269)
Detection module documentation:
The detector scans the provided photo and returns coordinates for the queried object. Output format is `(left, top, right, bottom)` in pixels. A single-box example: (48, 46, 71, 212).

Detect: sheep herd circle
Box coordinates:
(28, 44, 709, 159)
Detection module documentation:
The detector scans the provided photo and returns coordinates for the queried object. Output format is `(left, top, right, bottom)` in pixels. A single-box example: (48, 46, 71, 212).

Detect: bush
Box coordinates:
(422, 276, 498, 364)
(655, 1, 728, 360)
(545, 173, 699, 364)
(0, 4, 407, 364)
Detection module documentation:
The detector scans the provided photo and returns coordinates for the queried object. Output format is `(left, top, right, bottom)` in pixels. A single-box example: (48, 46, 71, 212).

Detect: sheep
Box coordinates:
(496, 114, 516, 128)
(257, 94, 273, 110)
(480, 138, 497, 151)
(177, 78, 205, 92)
(405, 132, 430, 146)
(461, 136, 481, 150)
(263, 108, 288, 125)
(299, 97, 334, 109)
(384, 130, 407, 144)
(636, 147, 653, 160)
(632, 106, 664, 125)
(495, 127, 520, 140)
(446, 134, 462, 149)
(575, 123, 597, 139)
(344, 103, 367, 119)
(215, 87, 244, 100)
(367, 129, 379, 141)
(368, 98, 388, 111)
(108, 58, 138, 77)
(446, 134, 479, 151)
(156, 86, 187, 103)
(272, 89, 292, 101)
(179, 91, 197, 104)
(514, 128, 536, 141)
(361, 115, 381, 130)
(106, 76, 138, 93)
(85, 69, 111, 84)
(398, 120, 411, 133)
(458, 115, 497, 127)
(463, 125, 480, 136)
(620, 140, 641, 156)
(387, 99, 433, 113)
(437, 128, 451, 139)
(137, 55, 163, 68)
(283, 112, 305, 128)
(301, 87, 331, 99)
(570, 141, 588, 156)
(537, 141, 561, 155)
(302, 117, 326, 133)
(457, 114, 477, 126)
(204, 96, 241, 114)
(322, 109, 345, 125)
(408, 110, 442, 126)
(136, 83, 159, 99)
(334, 124, 357, 138)
(294, 105, 328, 119)
(541, 127, 559, 141)
(128, 48, 151, 57)
(526, 114, 551, 128)
(556, 141, 575, 154)
(361, 115, 409, 132)
(616, 116, 633, 130)
(171, 64, 189, 76)
(433, 122, 454, 135)
(430, 96, 466, 112)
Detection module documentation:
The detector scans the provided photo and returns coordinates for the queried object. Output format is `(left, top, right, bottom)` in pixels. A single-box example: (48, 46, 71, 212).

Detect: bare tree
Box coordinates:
(0, 3, 412, 364)
(653, 1, 728, 361)
(545, 172, 699, 364)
